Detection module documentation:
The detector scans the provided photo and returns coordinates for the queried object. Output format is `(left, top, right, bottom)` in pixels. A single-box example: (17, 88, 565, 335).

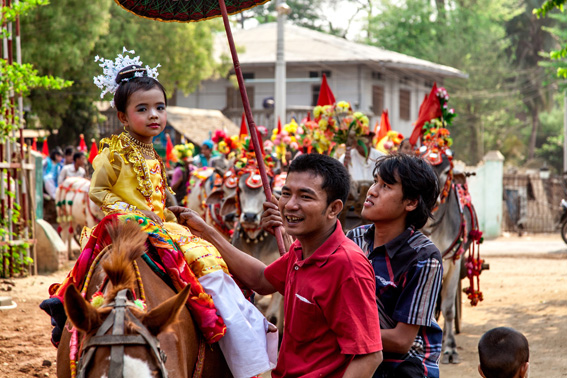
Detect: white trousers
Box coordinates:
(199, 270, 278, 378)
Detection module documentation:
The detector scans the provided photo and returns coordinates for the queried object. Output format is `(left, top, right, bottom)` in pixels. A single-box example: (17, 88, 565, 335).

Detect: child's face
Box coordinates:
(118, 88, 167, 144)
(361, 171, 417, 224)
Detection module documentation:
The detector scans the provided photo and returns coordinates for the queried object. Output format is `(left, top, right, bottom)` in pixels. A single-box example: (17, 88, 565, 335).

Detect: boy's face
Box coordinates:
(278, 171, 336, 238)
(361, 170, 417, 224)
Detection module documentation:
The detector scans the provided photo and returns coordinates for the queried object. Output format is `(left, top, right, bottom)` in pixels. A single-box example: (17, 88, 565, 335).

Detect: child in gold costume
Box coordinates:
(87, 49, 276, 378)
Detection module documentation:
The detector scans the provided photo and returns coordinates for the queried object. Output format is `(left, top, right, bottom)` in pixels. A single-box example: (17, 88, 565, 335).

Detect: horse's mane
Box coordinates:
(101, 220, 148, 303)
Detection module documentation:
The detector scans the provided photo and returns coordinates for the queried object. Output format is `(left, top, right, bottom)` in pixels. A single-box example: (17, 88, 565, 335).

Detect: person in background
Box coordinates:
(195, 139, 214, 167)
(58, 151, 87, 184)
(339, 131, 384, 182)
(63, 146, 75, 165)
(42, 147, 63, 199)
(478, 327, 529, 378)
(398, 138, 414, 155)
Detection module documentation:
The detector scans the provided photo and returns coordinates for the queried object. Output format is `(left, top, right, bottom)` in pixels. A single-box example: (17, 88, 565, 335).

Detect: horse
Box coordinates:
(55, 177, 104, 257)
(421, 150, 480, 365)
(57, 220, 231, 378)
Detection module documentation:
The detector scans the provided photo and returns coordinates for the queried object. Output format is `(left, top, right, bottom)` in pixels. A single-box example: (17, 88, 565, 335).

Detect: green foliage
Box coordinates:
(535, 105, 564, 173)
(0, 0, 72, 143)
(534, 0, 566, 17)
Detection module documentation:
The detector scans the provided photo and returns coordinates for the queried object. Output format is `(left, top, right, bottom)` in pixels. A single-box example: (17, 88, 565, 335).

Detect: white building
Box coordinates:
(176, 22, 467, 137)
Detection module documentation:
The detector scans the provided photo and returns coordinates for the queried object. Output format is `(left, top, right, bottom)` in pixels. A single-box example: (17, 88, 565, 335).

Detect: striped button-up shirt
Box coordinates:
(346, 224, 443, 378)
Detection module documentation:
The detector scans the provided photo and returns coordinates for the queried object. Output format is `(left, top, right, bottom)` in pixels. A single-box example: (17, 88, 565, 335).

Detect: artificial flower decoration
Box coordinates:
(173, 142, 195, 162)
(376, 131, 405, 154)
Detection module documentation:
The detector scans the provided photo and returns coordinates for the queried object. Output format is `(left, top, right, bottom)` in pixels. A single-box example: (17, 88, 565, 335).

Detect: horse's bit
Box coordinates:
(76, 289, 169, 378)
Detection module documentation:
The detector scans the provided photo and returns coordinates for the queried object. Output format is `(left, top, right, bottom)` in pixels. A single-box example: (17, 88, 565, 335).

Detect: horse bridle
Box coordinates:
(76, 289, 169, 378)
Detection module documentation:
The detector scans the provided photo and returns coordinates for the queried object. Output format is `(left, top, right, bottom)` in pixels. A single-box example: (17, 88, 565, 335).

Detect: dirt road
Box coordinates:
(1, 234, 566, 377)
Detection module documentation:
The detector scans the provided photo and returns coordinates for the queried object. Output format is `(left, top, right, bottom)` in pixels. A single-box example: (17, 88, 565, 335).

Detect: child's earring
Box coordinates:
(123, 124, 128, 132)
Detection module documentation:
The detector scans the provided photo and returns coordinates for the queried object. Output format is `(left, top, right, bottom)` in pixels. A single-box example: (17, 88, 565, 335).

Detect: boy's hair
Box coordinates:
(478, 327, 529, 378)
(113, 65, 167, 113)
(50, 147, 63, 161)
(288, 153, 350, 206)
(73, 151, 85, 162)
(64, 146, 74, 156)
(373, 154, 439, 229)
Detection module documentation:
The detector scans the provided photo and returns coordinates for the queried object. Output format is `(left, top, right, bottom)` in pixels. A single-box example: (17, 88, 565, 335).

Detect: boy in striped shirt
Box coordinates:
(346, 154, 443, 378)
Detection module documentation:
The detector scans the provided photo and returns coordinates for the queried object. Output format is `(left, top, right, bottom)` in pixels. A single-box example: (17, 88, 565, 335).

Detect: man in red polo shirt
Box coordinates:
(171, 153, 382, 377)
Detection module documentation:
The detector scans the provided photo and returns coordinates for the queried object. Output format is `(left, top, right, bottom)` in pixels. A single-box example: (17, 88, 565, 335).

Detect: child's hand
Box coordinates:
(168, 206, 209, 238)
(138, 210, 163, 225)
(261, 196, 282, 236)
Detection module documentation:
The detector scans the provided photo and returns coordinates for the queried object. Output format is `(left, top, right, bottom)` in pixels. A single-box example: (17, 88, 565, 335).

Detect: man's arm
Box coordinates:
(169, 206, 277, 295)
(380, 323, 420, 354)
(342, 351, 382, 378)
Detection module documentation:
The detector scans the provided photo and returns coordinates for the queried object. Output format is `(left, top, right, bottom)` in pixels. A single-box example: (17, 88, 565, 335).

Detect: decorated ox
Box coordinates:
(420, 143, 484, 365)
(55, 177, 104, 256)
(228, 166, 284, 333)
(185, 167, 219, 218)
(204, 167, 239, 240)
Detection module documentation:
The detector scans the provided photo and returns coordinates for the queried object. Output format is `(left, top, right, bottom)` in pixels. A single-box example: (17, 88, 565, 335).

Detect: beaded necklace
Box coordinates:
(124, 133, 157, 158)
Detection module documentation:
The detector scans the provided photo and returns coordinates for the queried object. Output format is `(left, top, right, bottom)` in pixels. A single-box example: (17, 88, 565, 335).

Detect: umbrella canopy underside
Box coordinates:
(115, 0, 270, 22)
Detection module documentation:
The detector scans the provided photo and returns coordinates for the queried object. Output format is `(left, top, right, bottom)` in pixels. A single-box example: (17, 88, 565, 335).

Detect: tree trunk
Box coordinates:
(528, 106, 539, 160)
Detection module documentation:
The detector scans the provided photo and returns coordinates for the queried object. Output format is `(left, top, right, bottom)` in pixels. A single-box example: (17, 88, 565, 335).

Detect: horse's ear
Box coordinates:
(64, 284, 102, 333)
(142, 284, 191, 335)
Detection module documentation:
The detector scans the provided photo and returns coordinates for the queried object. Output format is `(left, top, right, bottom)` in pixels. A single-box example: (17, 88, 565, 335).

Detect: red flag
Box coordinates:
(31, 138, 37, 152)
(165, 133, 174, 168)
(78, 134, 87, 152)
(316, 74, 336, 106)
(277, 117, 282, 134)
(42, 138, 49, 157)
(239, 112, 247, 138)
(376, 110, 391, 143)
(409, 83, 442, 145)
(88, 139, 98, 164)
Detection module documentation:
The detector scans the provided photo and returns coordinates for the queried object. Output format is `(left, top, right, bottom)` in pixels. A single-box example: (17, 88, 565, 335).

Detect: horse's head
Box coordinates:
(63, 221, 190, 378)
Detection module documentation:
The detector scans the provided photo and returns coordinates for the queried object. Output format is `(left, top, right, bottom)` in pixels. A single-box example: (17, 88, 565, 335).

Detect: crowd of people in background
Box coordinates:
(42, 145, 87, 199)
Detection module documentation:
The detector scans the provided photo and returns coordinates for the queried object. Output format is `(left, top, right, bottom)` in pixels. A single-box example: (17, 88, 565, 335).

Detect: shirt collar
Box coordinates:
(293, 221, 347, 267)
(366, 225, 415, 258)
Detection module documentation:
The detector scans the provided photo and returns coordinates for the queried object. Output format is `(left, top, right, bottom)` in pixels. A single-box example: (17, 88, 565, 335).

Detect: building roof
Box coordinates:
(166, 106, 239, 145)
(215, 23, 467, 79)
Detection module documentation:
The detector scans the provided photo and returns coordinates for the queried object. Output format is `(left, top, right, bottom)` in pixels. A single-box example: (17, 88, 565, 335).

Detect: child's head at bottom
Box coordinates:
(478, 327, 529, 378)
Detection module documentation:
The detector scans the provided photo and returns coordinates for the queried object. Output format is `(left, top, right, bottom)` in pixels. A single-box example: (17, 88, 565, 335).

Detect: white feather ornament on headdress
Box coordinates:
(93, 47, 161, 107)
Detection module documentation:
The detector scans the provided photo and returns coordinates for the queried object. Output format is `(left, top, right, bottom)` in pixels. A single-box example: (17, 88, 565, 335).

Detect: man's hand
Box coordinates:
(137, 209, 163, 225)
(168, 206, 209, 237)
(261, 196, 282, 236)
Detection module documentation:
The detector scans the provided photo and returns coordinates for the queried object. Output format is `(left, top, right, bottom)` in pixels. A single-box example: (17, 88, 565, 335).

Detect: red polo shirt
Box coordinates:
(264, 221, 382, 378)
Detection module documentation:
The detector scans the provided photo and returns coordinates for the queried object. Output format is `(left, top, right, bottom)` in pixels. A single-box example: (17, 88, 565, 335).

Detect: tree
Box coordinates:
(364, 0, 522, 164)
(505, 0, 558, 160)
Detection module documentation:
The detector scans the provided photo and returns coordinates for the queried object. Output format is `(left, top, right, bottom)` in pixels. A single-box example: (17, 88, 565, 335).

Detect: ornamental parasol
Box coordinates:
(114, 0, 287, 255)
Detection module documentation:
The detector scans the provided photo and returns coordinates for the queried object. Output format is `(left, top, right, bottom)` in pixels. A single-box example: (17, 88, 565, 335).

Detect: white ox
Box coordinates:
(55, 177, 104, 256)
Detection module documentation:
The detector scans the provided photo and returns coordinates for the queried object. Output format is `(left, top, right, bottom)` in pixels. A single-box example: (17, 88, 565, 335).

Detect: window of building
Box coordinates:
(309, 70, 332, 78)
(226, 85, 255, 109)
(371, 71, 383, 80)
(312, 84, 320, 106)
(399, 89, 411, 120)
(372, 85, 384, 115)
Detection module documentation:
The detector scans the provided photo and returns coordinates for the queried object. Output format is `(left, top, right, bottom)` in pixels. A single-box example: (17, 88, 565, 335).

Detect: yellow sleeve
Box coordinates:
(89, 148, 136, 215)
(163, 208, 177, 222)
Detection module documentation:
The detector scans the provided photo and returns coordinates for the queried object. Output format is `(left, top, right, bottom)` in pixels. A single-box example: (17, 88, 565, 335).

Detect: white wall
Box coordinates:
(176, 63, 442, 139)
